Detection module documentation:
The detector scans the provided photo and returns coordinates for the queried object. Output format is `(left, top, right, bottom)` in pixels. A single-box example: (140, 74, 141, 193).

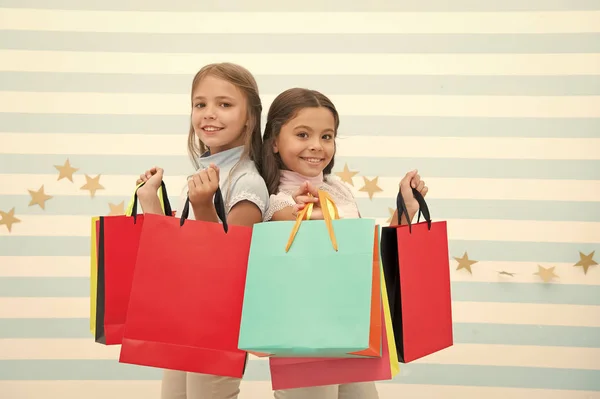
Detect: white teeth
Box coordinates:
(203, 127, 222, 132)
(302, 157, 323, 164)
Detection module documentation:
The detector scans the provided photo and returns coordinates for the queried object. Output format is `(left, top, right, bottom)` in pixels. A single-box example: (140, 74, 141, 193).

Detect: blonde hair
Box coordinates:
(186, 63, 263, 203)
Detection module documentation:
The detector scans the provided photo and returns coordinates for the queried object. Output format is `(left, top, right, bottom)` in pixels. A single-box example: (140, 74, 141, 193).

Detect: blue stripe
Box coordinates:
(2, 195, 598, 222)
(1, 278, 599, 306)
(0, 0, 597, 12)
(3, 153, 600, 180)
(1, 113, 599, 138)
(2, 31, 600, 54)
(1, 236, 597, 263)
(2, 319, 599, 348)
(2, 72, 600, 96)
(0, 360, 598, 390)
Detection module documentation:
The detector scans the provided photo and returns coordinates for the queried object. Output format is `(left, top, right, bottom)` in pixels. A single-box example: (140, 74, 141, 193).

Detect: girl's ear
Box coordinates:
(272, 139, 279, 154)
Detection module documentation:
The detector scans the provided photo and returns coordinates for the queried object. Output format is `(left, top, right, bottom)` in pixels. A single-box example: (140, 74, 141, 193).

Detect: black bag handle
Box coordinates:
(396, 187, 432, 233)
(130, 181, 173, 223)
(179, 186, 229, 233)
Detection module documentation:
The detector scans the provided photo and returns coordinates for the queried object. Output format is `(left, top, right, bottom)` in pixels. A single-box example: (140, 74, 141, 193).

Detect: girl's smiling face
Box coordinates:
(191, 75, 248, 154)
(273, 107, 336, 177)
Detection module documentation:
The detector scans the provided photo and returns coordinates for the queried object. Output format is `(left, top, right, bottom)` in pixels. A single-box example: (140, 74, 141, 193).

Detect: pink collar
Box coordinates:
(279, 170, 324, 192)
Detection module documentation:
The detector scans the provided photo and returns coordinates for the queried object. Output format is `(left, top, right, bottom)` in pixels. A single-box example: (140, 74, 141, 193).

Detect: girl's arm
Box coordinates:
(191, 202, 220, 223)
(138, 191, 165, 215)
(223, 171, 270, 226)
(270, 206, 297, 222)
(228, 201, 263, 226)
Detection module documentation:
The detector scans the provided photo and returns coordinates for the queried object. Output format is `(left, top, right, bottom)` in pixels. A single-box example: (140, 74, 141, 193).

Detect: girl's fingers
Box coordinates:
(411, 174, 421, 189)
(191, 174, 201, 187)
(305, 182, 319, 197)
(296, 195, 318, 205)
(206, 167, 218, 183)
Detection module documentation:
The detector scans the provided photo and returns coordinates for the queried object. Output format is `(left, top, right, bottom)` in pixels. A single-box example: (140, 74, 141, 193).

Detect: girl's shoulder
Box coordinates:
(322, 174, 356, 203)
(226, 156, 269, 215)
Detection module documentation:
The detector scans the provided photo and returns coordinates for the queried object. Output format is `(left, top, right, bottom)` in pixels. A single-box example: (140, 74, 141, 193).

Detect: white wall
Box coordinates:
(0, 0, 599, 398)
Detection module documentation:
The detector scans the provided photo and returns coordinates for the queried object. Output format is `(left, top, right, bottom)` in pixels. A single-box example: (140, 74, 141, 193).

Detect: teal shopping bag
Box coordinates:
(238, 191, 378, 358)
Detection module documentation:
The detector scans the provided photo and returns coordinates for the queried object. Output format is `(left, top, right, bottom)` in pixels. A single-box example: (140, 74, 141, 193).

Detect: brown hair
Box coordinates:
(186, 62, 262, 170)
(251, 88, 340, 195)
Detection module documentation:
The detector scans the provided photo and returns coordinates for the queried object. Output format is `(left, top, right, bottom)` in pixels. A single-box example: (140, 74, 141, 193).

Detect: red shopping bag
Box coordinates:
(269, 265, 399, 389)
(380, 188, 453, 363)
(93, 182, 172, 345)
(119, 188, 252, 378)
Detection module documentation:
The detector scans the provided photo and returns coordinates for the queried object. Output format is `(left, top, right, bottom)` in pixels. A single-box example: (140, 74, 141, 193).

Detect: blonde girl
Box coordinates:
(137, 63, 269, 399)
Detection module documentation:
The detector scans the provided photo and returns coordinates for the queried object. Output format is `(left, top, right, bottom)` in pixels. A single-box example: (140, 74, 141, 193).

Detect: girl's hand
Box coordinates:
(136, 166, 163, 198)
(399, 169, 428, 222)
(188, 163, 220, 206)
(292, 181, 323, 219)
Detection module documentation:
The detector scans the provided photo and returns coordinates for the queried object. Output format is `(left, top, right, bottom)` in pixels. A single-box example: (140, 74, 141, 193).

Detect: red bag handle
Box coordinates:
(130, 181, 173, 224)
(179, 186, 229, 233)
(396, 187, 432, 233)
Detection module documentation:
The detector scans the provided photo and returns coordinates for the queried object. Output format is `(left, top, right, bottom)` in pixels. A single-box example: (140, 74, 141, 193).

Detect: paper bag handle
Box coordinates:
(396, 187, 432, 233)
(179, 186, 229, 233)
(126, 181, 173, 223)
(285, 189, 339, 252)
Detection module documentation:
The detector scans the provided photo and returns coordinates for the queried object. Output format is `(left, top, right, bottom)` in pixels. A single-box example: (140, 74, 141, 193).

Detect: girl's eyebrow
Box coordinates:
(192, 95, 236, 101)
(293, 124, 313, 131)
(294, 124, 334, 134)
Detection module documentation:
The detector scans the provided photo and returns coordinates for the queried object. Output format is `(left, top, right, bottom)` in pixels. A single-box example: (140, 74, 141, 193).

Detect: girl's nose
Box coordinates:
(309, 139, 322, 151)
(203, 105, 217, 119)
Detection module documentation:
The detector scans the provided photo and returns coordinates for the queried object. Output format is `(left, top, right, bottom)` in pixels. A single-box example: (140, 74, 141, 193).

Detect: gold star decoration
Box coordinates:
(386, 207, 395, 223)
(54, 158, 79, 182)
(574, 251, 597, 275)
(534, 265, 558, 283)
(81, 174, 104, 198)
(359, 176, 383, 200)
(454, 252, 478, 274)
(498, 271, 515, 277)
(28, 185, 53, 210)
(335, 163, 359, 186)
(108, 201, 125, 216)
(0, 207, 21, 233)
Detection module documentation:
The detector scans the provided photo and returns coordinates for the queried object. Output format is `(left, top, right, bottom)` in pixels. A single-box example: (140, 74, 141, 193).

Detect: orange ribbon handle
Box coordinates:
(285, 189, 339, 253)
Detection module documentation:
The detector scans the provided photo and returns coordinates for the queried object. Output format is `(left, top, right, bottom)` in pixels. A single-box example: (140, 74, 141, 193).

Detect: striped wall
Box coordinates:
(1, 0, 599, 398)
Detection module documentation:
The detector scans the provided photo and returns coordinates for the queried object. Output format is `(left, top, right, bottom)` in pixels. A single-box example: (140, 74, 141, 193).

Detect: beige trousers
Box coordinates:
(160, 369, 242, 399)
(274, 382, 379, 399)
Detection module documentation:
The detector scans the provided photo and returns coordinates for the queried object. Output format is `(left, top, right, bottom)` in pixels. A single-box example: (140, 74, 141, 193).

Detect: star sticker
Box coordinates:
(54, 159, 79, 182)
(28, 185, 53, 210)
(454, 252, 478, 274)
(386, 207, 395, 223)
(108, 201, 125, 216)
(359, 176, 383, 200)
(335, 163, 359, 186)
(81, 174, 104, 198)
(534, 265, 558, 283)
(574, 251, 597, 275)
(498, 271, 515, 277)
(0, 208, 21, 233)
